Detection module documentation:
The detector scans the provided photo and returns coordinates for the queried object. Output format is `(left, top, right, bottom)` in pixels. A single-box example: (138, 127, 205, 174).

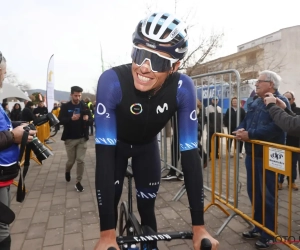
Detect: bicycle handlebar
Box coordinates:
(200, 238, 212, 250)
(107, 238, 212, 250)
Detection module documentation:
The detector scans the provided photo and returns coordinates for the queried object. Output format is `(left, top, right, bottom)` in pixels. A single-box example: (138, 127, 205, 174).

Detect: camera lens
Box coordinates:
(30, 137, 53, 164)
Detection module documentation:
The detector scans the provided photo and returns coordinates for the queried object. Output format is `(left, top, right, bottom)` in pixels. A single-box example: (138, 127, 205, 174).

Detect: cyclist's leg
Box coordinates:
(132, 139, 161, 249)
(114, 141, 131, 228)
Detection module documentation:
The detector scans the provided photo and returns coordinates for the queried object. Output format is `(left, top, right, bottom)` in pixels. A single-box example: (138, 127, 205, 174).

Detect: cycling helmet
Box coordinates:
(132, 12, 188, 60)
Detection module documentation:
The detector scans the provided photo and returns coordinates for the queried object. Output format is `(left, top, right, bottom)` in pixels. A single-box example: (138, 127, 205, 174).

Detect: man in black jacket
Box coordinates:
(21, 101, 35, 122)
(33, 101, 48, 117)
(58, 86, 92, 192)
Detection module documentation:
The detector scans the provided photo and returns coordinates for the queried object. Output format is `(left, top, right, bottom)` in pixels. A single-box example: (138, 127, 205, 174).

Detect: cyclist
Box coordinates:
(94, 12, 219, 250)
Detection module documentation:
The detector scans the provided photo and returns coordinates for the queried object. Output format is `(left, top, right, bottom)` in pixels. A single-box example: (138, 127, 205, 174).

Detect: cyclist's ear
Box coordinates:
(172, 61, 181, 73)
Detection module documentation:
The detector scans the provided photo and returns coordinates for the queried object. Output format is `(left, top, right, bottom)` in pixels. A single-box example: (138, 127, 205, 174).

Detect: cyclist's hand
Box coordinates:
(94, 229, 120, 250)
(193, 225, 219, 250)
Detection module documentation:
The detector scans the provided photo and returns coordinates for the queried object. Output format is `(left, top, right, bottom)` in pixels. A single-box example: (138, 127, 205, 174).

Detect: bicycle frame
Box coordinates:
(117, 167, 194, 248)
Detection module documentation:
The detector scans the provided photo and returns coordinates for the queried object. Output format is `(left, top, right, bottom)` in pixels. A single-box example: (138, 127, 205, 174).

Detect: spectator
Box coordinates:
(265, 91, 300, 190)
(0, 52, 36, 249)
(21, 101, 35, 123)
(205, 96, 222, 159)
(84, 97, 94, 136)
(161, 116, 183, 181)
(223, 97, 246, 159)
(197, 99, 208, 168)
(33, 100, 48, 117)
(234, 70, 290, 249)
(10, 103, 22, 121)
(58, 86, 92, 192)
(1, 103, 10, 118)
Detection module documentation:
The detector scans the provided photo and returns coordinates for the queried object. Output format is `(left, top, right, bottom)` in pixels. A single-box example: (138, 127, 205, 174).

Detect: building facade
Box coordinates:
(191, 25, 300, 99)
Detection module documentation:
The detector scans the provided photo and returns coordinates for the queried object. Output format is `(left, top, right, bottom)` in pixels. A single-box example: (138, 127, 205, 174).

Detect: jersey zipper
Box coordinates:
(141, 95, 151, 139)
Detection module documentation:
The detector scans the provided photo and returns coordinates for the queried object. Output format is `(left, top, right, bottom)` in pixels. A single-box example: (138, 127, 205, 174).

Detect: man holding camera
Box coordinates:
(58, 86, 92, 192)
(0, 52, 36, 249)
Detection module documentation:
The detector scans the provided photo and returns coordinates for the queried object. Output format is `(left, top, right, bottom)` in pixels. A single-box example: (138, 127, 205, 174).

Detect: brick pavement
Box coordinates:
(8, 131, 299, 250)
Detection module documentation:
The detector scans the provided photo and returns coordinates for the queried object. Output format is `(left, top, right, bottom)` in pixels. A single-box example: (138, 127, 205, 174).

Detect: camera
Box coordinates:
(23, 113, 59, 164)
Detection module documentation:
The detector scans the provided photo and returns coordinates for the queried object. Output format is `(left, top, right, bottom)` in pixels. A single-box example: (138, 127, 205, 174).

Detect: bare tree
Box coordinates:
(144, 0, 224, 76)
(82, 92, 96, 102)
(5, 69, 31, 91)
(233, 44, 288, 82)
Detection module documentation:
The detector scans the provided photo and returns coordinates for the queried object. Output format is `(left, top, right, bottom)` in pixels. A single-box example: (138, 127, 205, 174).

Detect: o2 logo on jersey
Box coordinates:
(190, 110, 197, 121)
(130, 103, 143, 115)
(97, 103, 110, 118)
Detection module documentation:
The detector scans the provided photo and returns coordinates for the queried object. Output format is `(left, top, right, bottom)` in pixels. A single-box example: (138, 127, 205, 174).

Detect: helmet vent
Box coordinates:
(153, 24, 162, 35)
(145, 22, 151, 35)
(173, 19, 179, 25)
(160, 28, 172, 40)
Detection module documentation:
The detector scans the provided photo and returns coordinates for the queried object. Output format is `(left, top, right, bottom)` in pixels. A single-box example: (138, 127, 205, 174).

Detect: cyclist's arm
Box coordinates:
(95, 69, 122, 231)
(177, 74, 204, 225)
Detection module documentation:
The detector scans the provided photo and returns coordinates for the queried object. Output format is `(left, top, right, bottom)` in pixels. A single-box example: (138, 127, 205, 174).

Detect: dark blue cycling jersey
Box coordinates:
(95, 64, 204, 231)
(95, 64, 198, 150)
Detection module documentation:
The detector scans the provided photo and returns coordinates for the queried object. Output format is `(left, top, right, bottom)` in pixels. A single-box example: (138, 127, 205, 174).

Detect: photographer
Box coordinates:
(58, 86, 92, 192)
(0, 52, 36, 249)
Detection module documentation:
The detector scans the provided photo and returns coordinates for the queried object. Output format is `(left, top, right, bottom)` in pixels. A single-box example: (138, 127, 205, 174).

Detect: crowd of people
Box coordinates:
(1, 11, 300, 250)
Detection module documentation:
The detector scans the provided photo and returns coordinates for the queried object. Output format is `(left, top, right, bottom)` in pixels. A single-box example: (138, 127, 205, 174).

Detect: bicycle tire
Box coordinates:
(118, 201, 130, 236)
(50, 127, 58, 137)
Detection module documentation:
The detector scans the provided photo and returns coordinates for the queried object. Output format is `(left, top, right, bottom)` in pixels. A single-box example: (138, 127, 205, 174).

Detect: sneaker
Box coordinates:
(278, 183, 283, 190)
(255, 238, 272, 249)
(161, 174, 177, 180)
(177, 174, 184, 181)
(230, 153, 234, 158)
(242, 229, 261, 239)
(239, 153, 243, 159)
(292, 183, 299, 191)
(75, 182, 84, 192)
(65, 172, 71, 182)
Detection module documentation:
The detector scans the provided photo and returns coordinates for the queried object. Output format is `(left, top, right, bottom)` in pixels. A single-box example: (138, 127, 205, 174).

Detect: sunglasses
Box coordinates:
(131, 45, 178, 72)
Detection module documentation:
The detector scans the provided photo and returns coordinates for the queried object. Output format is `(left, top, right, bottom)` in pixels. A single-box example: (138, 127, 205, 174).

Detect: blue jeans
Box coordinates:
(245, 155, 276, 240)
(279, 152, 298, 183)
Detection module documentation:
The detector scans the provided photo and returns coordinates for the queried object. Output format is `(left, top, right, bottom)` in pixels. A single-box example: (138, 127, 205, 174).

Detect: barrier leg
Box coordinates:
(49, 137, 56, 142)
(172, 184, 186, 201)
(20, 151, 42, 166)
(215, 212, 253, 236)
(12, 181, 28, 192)
(44, 143, 52, 151)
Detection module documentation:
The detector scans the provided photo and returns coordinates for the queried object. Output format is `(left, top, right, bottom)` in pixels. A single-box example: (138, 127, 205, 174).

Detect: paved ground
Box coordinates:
(8, 130, 300, 250)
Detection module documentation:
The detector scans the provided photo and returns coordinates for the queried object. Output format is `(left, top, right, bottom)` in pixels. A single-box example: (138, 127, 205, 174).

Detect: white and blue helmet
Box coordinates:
(132, 12, 188, 60)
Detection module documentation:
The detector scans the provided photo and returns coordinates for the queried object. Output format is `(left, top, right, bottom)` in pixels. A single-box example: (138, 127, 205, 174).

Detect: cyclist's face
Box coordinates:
(131, 45, 179, 92)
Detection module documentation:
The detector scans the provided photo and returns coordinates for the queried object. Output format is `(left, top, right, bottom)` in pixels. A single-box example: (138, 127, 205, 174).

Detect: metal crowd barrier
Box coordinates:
(36, 122, 53, 151)
(206, 133, 300, 250)
(159, 69, 242, 203)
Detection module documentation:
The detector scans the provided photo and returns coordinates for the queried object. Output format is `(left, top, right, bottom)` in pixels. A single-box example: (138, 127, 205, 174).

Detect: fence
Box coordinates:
(206, 133, 300, 249)
(159, 69, 242, 206)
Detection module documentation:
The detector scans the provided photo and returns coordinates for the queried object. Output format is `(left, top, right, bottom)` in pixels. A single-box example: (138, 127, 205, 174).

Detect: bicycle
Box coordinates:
(115, 166, 212, 250)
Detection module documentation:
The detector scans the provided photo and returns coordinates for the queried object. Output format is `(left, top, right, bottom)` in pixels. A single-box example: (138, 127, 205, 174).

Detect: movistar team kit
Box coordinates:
(95, 64, 205, 233)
